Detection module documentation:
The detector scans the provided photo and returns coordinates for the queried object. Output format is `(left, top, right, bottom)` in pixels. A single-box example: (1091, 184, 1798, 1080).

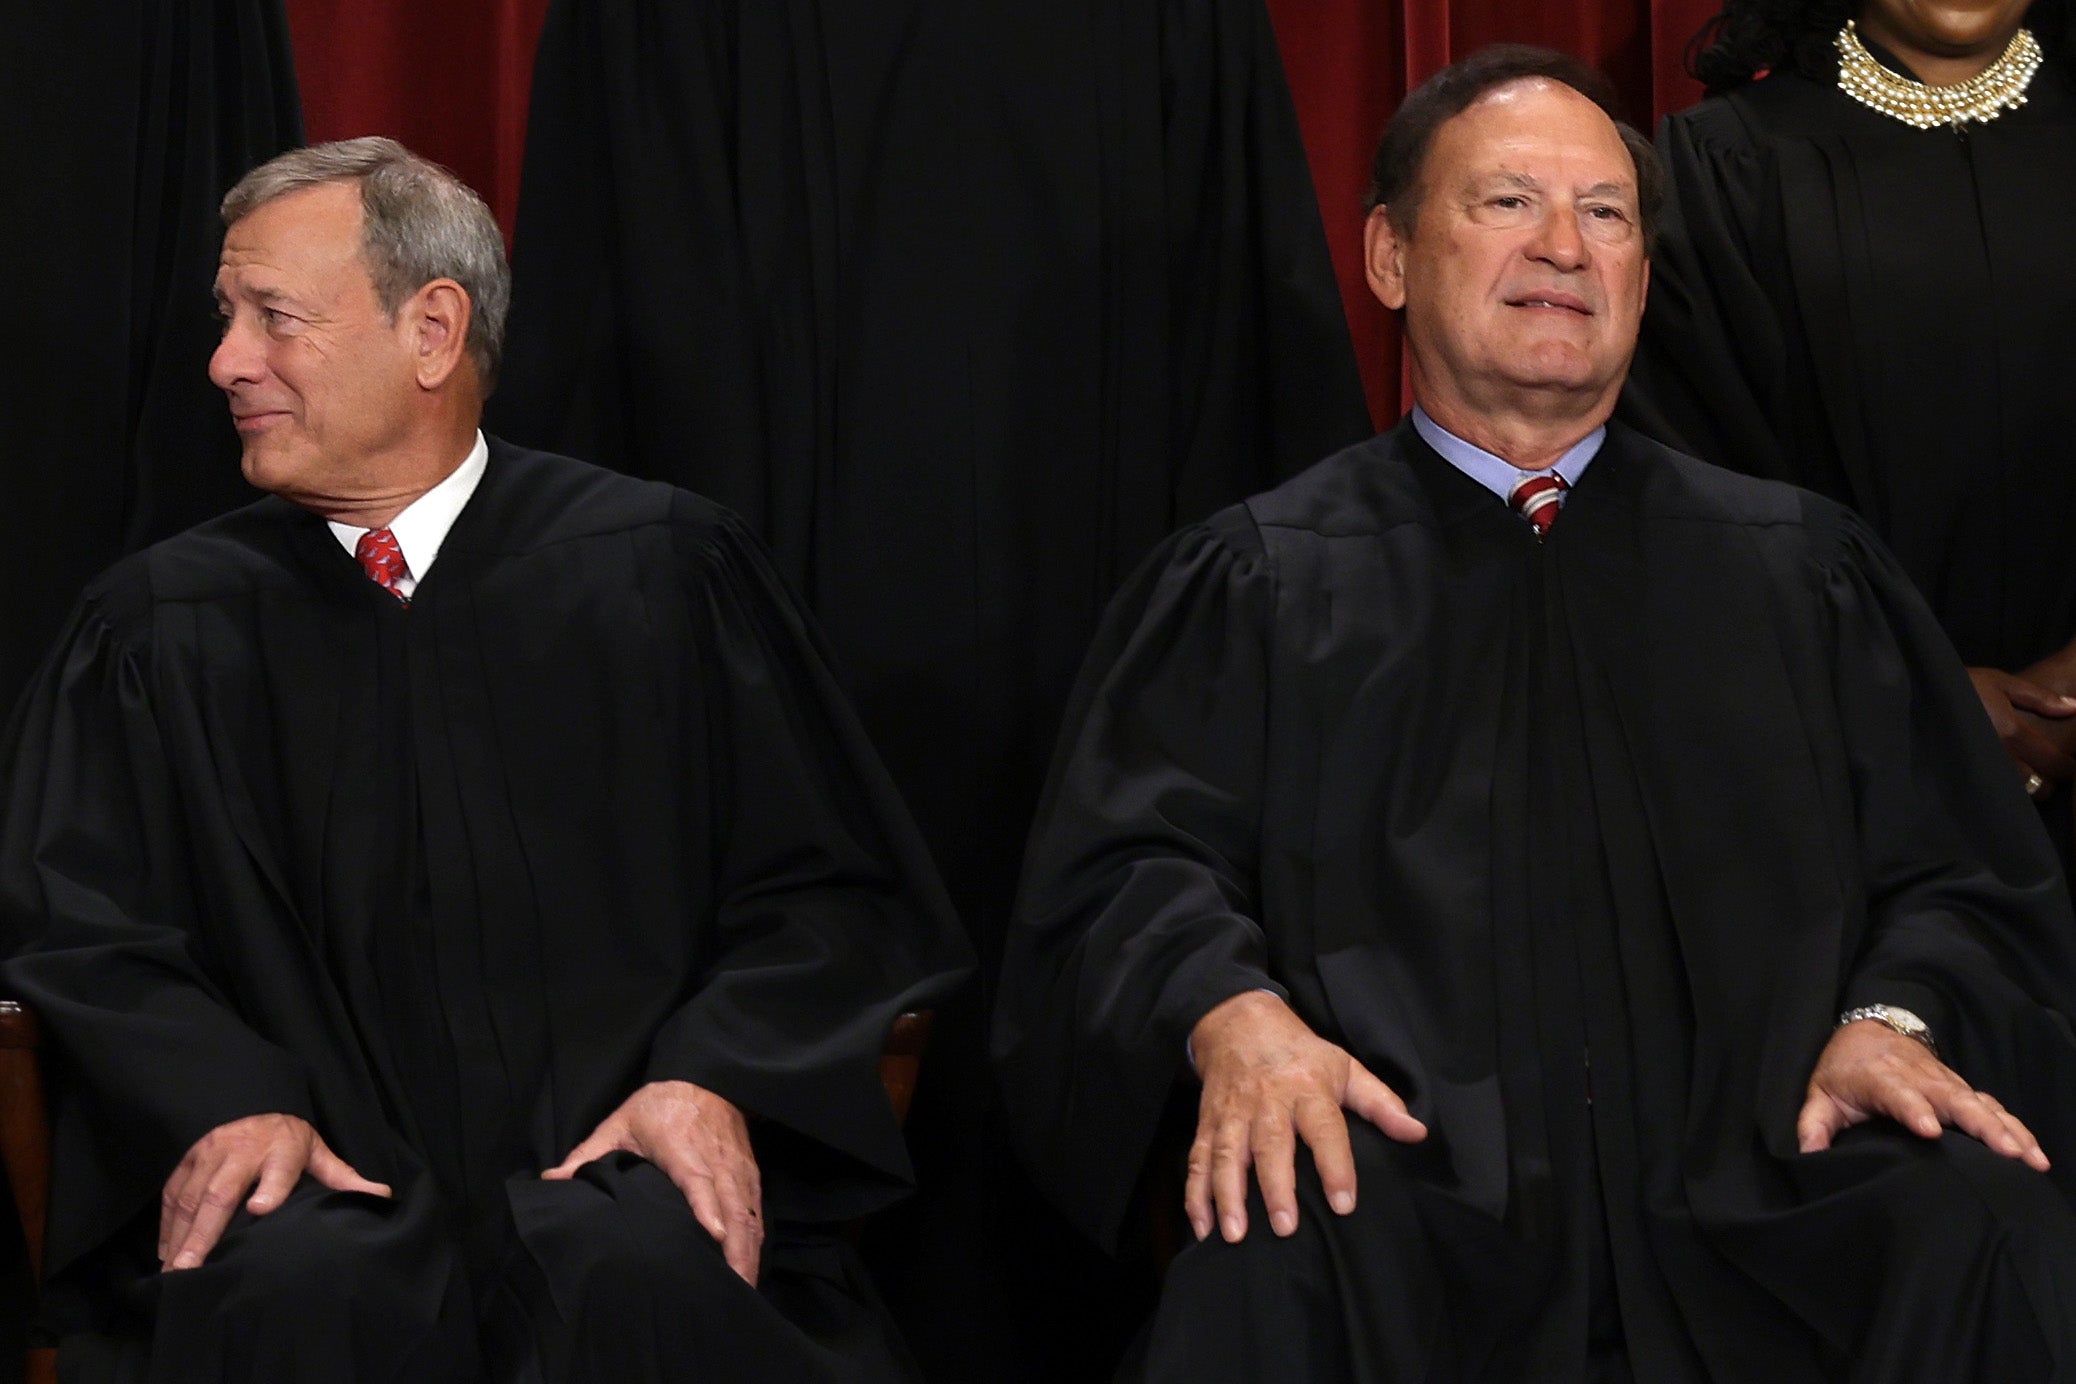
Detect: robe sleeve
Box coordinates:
(1622, 105, 1800, 485)
(642, 506, 971, 1219)
(1, 585, 314, 1270)
(1820, 509, 2076, 1162)
(992, 509, 1285, 1249)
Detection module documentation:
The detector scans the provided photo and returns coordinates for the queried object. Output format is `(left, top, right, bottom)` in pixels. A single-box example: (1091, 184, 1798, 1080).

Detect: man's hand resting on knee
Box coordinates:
(544, 1080, 764, 1286)
(160, 1114, 392, 1271)
(1798, 1019, 2050, 1171)
(1185, 991, 1427, 1245)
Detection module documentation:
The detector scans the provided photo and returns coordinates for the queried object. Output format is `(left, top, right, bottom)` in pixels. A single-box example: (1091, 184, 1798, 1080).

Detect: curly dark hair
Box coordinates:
(1688, 0, 2072, 93)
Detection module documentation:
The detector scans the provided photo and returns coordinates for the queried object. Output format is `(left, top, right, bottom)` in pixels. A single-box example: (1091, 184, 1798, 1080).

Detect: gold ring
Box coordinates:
(2025, 772, 2046, 799)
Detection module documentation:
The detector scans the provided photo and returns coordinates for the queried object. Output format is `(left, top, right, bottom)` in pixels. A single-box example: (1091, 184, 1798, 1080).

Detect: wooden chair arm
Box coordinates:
(0, 1000, 48, 1285)
(878, 1010, 932, 1127)
(0, 999, 56, 1384)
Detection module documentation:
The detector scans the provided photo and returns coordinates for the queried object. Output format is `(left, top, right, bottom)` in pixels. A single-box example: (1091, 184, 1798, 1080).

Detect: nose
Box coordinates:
(1527, 207, 1588, 272)
(209, 313, 263, 392)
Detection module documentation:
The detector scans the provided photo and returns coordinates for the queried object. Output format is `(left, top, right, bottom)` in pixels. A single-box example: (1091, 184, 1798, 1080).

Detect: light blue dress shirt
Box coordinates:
(1411, 405, 1602, 516)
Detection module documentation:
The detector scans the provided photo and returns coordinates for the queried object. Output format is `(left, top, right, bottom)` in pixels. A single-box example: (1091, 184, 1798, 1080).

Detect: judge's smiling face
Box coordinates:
(209, 182, 424, 512)
(1365, 77, 1648, 437)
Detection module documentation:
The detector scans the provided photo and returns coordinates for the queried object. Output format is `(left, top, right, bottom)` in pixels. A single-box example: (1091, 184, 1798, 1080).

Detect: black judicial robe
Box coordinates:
(492, 2, 1372, 1375)
(0, 439, 971, 1381)
(1623, 62, 2076, 688)
(996, 419, 2076, 1378)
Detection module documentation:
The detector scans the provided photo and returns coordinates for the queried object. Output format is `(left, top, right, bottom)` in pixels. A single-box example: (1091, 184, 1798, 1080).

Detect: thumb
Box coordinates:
(1796, 1091, 1842, 1154)
(543, 1128, 618, 1181)
(305, 1133, 393, 1199)
(1342, 1059, 1427, 1143)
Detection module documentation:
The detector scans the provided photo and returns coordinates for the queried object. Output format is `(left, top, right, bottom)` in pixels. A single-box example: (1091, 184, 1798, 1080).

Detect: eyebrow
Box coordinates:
(1467, 172, 1634, 202)
(212, 282, 300, 309)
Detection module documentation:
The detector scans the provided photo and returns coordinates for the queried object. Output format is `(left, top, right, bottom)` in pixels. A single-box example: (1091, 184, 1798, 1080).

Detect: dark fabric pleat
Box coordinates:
(1, 0, 302, 721)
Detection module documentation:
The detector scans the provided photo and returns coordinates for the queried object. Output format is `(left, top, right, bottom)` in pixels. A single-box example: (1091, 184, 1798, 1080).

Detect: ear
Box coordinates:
(406, 279, 474, 391)
(1363, 206, 1409, 312)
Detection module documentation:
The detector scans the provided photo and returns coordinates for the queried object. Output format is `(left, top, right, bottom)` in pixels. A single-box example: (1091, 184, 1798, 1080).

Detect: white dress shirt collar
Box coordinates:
(327, 431, 490, 598)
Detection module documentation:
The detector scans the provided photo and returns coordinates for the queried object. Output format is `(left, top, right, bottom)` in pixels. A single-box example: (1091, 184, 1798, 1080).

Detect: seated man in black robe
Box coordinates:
(994, 46, 2076, 1383)
(0, 137, 970, 1384)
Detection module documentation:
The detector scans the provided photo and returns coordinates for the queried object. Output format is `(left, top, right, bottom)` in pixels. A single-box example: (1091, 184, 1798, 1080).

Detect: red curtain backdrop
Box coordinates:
(282, 0, 1716, 421)
(283, 0, 551, 241)
(1262, 0, 1717, 424)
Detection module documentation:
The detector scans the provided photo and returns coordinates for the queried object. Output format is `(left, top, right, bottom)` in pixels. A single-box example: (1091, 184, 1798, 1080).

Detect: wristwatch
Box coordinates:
(1837, 1004, 1936, 1057)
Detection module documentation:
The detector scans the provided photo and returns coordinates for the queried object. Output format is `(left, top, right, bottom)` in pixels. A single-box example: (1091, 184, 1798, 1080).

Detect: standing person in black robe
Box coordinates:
(1623, 0, 2076, 861)
(0, 137, 970, 1384)
(487, 2, 1373, 1376)
(995, 46, 2076, 1382)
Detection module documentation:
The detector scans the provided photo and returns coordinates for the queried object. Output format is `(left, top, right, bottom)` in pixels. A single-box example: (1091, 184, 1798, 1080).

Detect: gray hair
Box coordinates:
(221, 137, 512, 388)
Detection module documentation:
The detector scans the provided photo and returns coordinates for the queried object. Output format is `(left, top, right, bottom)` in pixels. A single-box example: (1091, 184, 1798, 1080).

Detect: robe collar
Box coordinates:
(324, 430, 490, 597)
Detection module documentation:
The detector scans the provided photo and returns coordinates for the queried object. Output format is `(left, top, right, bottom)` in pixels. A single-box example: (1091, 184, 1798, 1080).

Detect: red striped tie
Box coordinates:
(1508, 472, 1568, 538)
(354, 527, 411, 605)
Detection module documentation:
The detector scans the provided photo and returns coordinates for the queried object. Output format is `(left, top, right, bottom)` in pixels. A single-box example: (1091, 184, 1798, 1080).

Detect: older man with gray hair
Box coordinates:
(0, 137, 967, 1383)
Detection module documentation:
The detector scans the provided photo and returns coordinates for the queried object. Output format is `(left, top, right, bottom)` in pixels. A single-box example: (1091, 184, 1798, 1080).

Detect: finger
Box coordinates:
(168, 1160, 257, 1270)
(1343, 1063, 1427, 1144)
(670, 1161, 731, 1244)
(2001, 677, 2076, 719)
(716, 1161, 764, 1287)
(1249, 1110, 1300, 1237)
(1209, 1118, 1254, 1243)
(1872, 1082, 1944, 1141)
(1989, 1105, 2052, 1172)
(1292, 1094, 1357, 1216)
(304, 1134, 393, 1199)
(1183, 1135, 1214, 1241)
(244, 1142, 306, 1215)
(542, 1127, 620, 1180)
(160, 1151, 205, 1263)
(2004, 719, 2076, 782)
(161, 1148, 233, 1268)
(1974, 1092, 2050, 1169)
(690, 1137, 758, 1271)
(1940, 1088, 2048, 1169)
(1796, 1091, 1846, 1153)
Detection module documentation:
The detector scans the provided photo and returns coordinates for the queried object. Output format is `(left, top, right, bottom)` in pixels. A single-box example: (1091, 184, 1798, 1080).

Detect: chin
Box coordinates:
(239, 445, 306, 498)
(1502, 346, 1603, 392)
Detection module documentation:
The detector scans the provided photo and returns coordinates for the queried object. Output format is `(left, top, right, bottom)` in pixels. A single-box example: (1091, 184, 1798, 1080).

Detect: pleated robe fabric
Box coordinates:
(0, 440, 972, 1383)
(1620, 52, 2076, 865)
(487, 1, 1372, 1373)
(995, 419, 2076, 1380)
(1, 0, 303, 723)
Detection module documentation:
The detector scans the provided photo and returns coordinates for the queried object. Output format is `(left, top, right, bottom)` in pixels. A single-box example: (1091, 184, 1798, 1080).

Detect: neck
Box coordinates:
(303, 417, 480, 530)
(1853, 14, 2025, 85)
(1412, 383, 1609, 472)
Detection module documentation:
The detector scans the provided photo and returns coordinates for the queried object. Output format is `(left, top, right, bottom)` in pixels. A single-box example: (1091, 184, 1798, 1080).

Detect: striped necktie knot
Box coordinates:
(1508, 471, 1568, 538)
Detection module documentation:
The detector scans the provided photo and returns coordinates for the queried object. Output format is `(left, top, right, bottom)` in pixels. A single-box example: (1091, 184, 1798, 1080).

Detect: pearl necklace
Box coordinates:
(1834, 21, 2041, 129)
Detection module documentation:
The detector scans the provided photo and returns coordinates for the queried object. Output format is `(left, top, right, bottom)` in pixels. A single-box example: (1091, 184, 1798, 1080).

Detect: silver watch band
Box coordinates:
(1837, 1004, 1936, 1057)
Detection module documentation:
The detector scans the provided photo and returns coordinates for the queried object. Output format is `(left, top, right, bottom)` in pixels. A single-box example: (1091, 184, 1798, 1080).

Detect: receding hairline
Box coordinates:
(1410, 77, 1644, 209)
(214, 180, 396, 309)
